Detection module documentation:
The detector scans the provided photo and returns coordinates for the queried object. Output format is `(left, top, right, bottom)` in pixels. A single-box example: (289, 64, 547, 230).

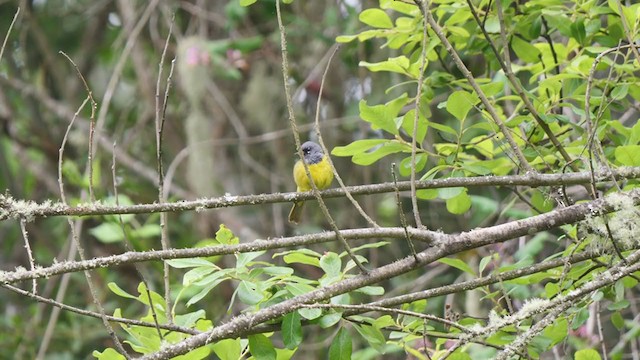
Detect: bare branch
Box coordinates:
(3, 168, 640, 220)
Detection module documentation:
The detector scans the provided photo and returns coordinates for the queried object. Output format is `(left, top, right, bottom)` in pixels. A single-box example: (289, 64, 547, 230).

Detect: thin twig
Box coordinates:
(36, 223, 80, 360)
(155, 15, 175, 324)
(19, 218, 37, 294)
(615, 0, 640, 64)
(359, 250, 601, 311)
(484, 0, 576, 172)
(275, 0, 367, 273)
(56, 96, 130, 358)
(298, 303, 467, 331)
(392, 163, 418, 262)
(95, 0, 160, 135)
(410, 0, 429, 228)
(59, 51, 98, 202)
(596, 302, 609, 360)
(0, 7, 19, 63)
(0, 283, 198, 335)
(314, 45, 379, 228)
(112, 142, 164, 340)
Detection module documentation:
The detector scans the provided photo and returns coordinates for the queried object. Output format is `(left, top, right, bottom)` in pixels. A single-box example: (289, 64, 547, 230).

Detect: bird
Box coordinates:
(288, 141, 334, 224)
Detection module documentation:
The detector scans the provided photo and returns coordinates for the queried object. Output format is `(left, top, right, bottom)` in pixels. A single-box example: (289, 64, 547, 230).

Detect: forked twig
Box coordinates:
(155, 15, 176, 324)
(313, 45, 379, 228)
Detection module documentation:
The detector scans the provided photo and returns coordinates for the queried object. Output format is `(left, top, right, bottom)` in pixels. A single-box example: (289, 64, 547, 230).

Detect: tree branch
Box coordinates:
(2, 168, 639, 221)
(136, 188, 640, 359)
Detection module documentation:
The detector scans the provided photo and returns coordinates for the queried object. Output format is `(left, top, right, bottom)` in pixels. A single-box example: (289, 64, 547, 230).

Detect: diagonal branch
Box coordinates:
(420, 1, 534, 173)
(135, 188, 640, 359)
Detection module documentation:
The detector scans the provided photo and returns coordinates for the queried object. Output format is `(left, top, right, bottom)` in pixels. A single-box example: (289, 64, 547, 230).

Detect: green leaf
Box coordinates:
(248, 334, 276, 360)
(216, 224, 239, 245)
(622, 275, 638, 288)
(438, 257, 476, 275)
(93, 348, 127, 360)
(262, 266, 294, 276)
(89, 222, 124, 243)
(467, 135, 495, 159)
(358, 94, 409, 135)
(182, 267, 216, 286)
(102, 195, 135, 223)
(615, 145, 640, 166)
(340, 241, 390, 256)
(187, 274, 230, 306)
(212, 338, 242, 360)
(298, 307, 323, 320)
(570, 19, 586, 45)
(282, 252, 320, 267)
(607, 299, 630, 311)
(575, 348, 602, 360)
(355, 286, 385, 295)
(428, 121, 459, 137)
(328, 327, 352, 360)
(611, 84, 629, 100)
(107, 282, 137, 300)
(611, 311, 624, 330)
(480, 81, 504, 97)
(416, 188, 438, 200)
(398, 153, 428, 177)
(332, 139, 388, 157)
(442, 352, 472, 360)
(401, 109, 428, 144)
(352, 141, 409, 165)
(175, 309, 206, 328)
(282, 312, 302, 349)
(461, 163, 491, 176)
(446, 190, 472, 214)
(380, 0, 417, 15)
(360, 57, 411, 75)
(446, 90, 479, 121)
(511, 36, 541, 63)
(545, 282, 560, 298)
(237, 281, 264, 305)
(237, 251, 264, 268)
(285, 282, 316, 296)
(166, 258, 215, 269)
(629, 121, 640, 144)
(353, 324, 386, 353)
(571, 307, 590, 330)
(359, 8, 393, 29)
(531, 190, 554, 213)
(438, 187, 465, 200)
(336, 35, 358, 43)
(478, 255, 493, 275)
(319, 312, 343, 328)
(136, 282, 166, 310)
(131, 224, 161, 239)
(239, 0, 258, 6)
(320, 252, 342, 277)
(543, 318, 568, 346)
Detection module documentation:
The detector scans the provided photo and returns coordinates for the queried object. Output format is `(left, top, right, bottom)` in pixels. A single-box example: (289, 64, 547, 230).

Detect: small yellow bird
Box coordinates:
(288, 141, 334, 224)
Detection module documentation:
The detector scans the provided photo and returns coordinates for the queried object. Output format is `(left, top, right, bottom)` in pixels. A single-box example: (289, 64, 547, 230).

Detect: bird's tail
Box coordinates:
(288, 201, 305, 224)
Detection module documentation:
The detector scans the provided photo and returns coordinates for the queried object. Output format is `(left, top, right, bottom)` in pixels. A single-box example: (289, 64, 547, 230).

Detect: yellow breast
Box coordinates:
(294, 156, 334, 192)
